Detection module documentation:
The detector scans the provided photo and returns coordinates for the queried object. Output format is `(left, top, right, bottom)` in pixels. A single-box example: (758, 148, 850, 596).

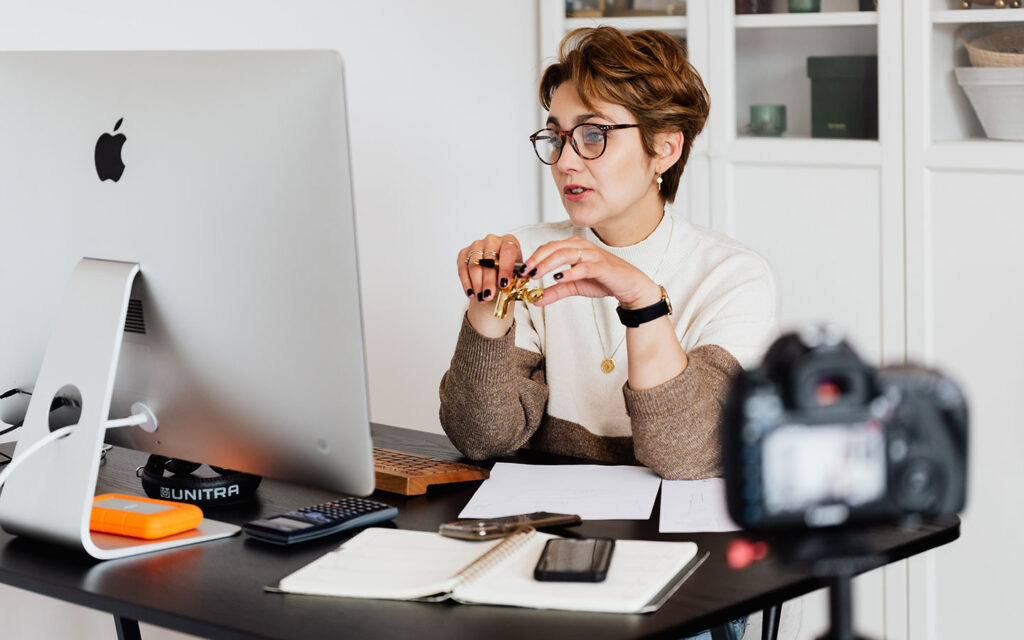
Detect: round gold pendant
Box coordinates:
(600, 358, 615, 373)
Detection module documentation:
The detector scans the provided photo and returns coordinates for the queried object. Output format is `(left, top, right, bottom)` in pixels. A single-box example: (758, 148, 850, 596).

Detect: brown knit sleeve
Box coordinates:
(439, 313, 548, 460)
(623, 344, 741, 480)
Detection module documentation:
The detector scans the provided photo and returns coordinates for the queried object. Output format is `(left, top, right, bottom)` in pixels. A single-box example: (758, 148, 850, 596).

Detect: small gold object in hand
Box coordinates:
(493, 275, 543, 319)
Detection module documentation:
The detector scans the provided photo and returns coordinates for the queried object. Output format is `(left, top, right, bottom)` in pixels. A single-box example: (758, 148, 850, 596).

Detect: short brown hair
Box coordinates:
(539, 27, 710, 204)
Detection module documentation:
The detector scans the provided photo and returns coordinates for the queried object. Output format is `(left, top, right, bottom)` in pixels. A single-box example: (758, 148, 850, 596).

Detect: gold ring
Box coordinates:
(482, 251, 498, 257)
(573, 248, 583, 266)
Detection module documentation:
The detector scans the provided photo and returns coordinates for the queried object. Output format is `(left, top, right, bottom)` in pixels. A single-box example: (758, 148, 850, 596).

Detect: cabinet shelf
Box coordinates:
(726, 138, 882, 168)
(932, 9, 1024, 24)
(734, 11, 878, 29)
(734, 24, 878, 141)
(925, 140, 1024, 171)
(564, 15, 687, 32)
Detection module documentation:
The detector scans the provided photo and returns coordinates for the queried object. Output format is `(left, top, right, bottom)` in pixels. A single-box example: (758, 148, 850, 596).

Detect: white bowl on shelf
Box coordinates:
(955, 67, 1024, 141)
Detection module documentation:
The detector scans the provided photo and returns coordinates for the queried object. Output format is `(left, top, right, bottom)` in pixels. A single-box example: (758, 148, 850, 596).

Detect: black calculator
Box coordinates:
(242, 497, 398, 545)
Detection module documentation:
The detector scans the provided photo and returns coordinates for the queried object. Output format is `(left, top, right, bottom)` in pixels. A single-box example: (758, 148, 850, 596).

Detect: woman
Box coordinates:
(440, 27, 778, 481)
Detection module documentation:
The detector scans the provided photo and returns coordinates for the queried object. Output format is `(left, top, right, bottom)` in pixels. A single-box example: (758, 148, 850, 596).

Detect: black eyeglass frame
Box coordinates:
(529, 123, 641, 165)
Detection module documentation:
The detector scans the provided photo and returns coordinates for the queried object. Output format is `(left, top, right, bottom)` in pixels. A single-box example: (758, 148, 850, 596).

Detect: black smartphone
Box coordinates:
(533, 537, 615, 582)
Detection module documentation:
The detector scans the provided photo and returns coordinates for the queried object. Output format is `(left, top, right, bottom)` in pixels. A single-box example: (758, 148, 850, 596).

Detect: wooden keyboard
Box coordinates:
(373, 447, 489, 496)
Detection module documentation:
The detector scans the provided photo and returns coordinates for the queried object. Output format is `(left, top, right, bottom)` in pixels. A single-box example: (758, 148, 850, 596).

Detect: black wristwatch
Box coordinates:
(616, 285, 672, 328)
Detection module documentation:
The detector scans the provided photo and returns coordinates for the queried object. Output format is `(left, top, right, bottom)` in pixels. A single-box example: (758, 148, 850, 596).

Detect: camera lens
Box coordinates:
(897, 459, 944, 513)
(814, 377, 844, 406)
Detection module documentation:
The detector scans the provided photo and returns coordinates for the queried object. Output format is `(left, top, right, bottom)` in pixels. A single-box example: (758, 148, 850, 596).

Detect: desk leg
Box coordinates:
(762, 604, 782, 640)
(114, 616, 142, 640)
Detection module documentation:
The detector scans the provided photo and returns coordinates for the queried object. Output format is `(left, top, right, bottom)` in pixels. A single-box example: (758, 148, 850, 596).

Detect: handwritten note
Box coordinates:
(659, 478, 740, 533)
(458, 463, 662, 520)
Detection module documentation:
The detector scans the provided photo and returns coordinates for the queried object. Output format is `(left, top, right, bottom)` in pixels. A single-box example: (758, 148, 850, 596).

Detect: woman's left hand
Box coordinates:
(521, 238, 662, 310)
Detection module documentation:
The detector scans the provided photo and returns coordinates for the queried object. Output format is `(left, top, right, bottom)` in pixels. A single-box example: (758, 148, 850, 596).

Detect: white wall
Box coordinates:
(0, 1, 539, 637)
(0, 0, 541, 437)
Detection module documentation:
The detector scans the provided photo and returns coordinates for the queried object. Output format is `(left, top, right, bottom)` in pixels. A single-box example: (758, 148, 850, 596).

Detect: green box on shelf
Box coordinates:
(806, 55, 878, 140)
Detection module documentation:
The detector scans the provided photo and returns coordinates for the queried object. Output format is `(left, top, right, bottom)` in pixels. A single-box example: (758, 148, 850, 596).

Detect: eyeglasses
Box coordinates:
(529, 123, 640, 165)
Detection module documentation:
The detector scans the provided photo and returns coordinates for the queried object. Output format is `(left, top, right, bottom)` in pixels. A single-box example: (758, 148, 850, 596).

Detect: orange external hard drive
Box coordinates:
(90, 493, 204, 539)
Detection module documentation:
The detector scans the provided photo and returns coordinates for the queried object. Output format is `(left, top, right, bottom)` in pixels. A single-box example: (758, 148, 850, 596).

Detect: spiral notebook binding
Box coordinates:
(454, 526, 536, 586)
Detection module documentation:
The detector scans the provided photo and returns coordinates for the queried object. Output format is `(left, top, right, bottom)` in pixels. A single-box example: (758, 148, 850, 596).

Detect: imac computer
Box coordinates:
(0, 50, 375, 558)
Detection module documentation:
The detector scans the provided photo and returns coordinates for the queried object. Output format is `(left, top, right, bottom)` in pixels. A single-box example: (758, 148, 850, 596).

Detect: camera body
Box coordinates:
(722, 327, 968, 532)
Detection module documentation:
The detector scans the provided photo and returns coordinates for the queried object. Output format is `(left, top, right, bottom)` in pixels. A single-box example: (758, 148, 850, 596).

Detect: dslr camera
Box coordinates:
(721, 326, 967, 532)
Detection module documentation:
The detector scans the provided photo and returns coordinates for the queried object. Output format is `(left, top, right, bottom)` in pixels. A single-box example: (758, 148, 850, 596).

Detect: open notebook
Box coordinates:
(269, 527, 706, 614)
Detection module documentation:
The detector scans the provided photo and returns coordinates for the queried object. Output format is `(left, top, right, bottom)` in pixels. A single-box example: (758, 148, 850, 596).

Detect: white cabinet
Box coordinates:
(707, 0, 906, 373)
(539, 1, 1024, 639)
(904, 3, 1024, 640)
(538, 0, 903, 364)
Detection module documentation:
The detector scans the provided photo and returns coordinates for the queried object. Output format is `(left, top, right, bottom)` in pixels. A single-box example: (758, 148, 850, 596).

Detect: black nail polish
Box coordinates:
(528, 268, 538, 277)
(477, 292, 484, 302)
(500, 277, 509, 288)
(483, 289, 492, 299)
(518, 264, 527, 274)
(467, 288, 474, 297)
(553, 272, 563, 280)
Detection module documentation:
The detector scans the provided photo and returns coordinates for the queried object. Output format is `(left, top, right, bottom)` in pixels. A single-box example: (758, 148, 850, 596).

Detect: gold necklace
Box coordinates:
(592, 310, 626, 373)
(590, 213, 675, 373)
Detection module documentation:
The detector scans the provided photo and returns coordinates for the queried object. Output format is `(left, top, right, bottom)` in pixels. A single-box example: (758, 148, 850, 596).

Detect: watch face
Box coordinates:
(660, 285, 672, 316)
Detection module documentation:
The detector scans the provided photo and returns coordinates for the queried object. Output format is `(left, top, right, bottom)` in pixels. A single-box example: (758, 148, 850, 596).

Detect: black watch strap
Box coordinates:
(616, 285, 672, 328)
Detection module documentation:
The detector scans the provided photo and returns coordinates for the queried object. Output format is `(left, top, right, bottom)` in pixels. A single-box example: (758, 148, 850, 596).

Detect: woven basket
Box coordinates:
(959, 26, 1024, 68)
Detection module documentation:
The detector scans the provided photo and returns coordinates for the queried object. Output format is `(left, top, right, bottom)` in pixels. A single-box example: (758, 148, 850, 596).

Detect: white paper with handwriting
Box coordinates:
(659, 478, 741, 533)
(458, 462, 662, 520)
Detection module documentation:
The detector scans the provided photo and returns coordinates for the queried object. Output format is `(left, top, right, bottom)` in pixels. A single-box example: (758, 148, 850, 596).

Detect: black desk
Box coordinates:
(0, 424, 960, 640)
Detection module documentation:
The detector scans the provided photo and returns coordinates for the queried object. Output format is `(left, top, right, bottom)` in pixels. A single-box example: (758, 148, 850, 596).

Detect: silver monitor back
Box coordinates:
(0, 50, 374, 496)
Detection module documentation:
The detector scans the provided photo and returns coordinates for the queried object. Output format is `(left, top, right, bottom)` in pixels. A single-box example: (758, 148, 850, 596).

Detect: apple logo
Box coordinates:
(95, 118, 127, 182)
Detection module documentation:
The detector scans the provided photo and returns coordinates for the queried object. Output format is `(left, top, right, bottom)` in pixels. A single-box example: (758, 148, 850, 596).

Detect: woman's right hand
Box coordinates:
(457, 233, 522, 337)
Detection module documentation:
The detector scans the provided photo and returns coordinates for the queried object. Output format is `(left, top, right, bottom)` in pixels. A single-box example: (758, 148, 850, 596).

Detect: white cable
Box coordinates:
(0, 405, 155, 489)
(0, 425, 73, 490)
(104, 414, 148, 429)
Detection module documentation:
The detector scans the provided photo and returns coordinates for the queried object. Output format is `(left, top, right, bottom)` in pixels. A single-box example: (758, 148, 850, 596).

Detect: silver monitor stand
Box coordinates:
(0, 260, 237, 559)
